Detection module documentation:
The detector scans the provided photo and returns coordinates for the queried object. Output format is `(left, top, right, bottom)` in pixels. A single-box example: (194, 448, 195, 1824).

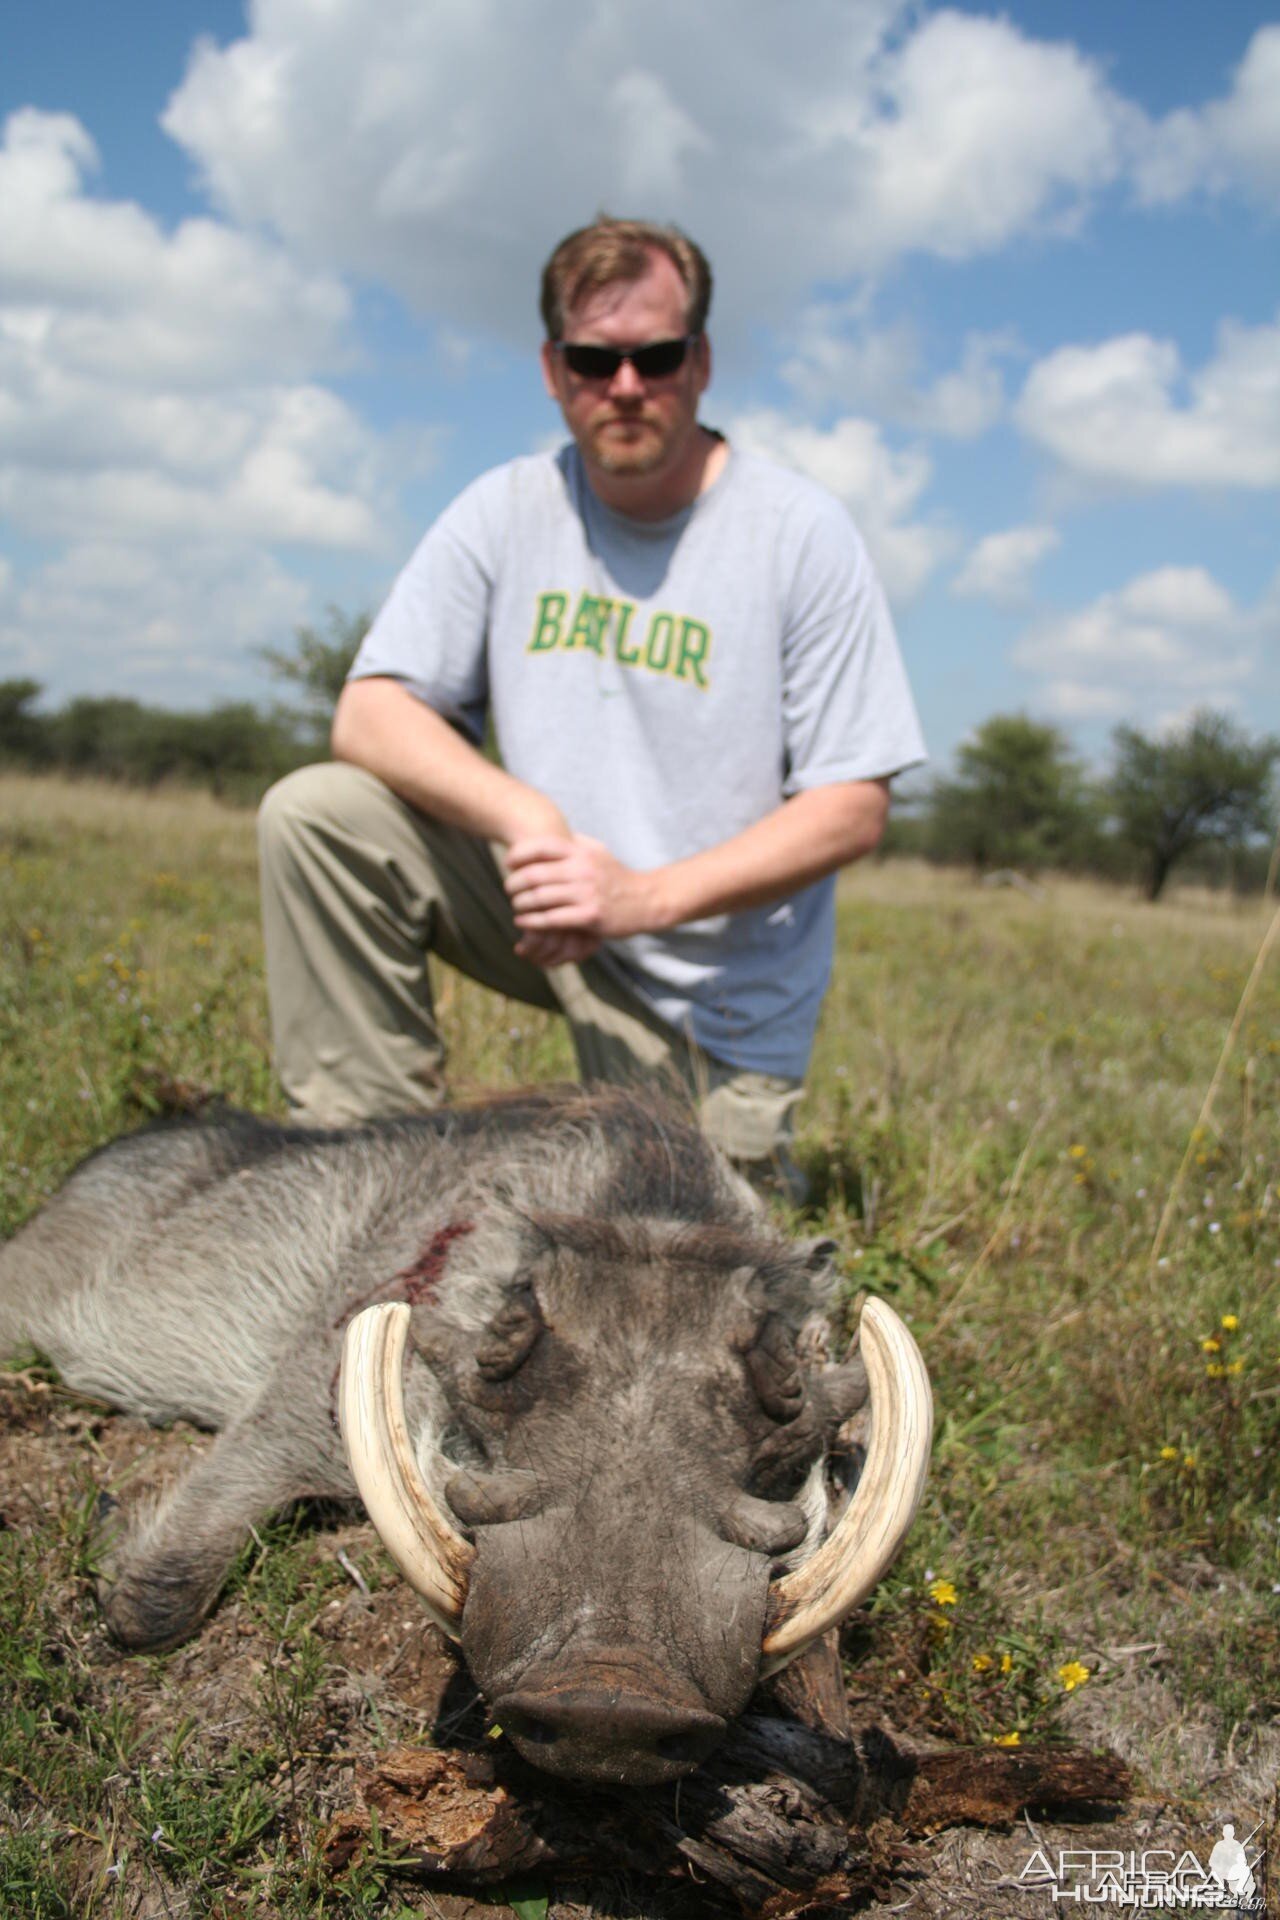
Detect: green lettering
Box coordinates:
(566, 592, 609, 656)
(644, 612, 675, 674)
(614, 600, 640, 664)
(528, 591, 567, 652)
(675, 618, 711, 689)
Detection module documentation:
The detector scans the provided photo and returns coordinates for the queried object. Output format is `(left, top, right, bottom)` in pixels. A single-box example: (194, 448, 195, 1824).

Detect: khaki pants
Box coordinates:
(257, 763, 803, 1167)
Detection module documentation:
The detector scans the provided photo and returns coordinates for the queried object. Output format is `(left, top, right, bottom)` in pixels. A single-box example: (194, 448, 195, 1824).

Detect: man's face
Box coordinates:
(540, 249, 710, 486)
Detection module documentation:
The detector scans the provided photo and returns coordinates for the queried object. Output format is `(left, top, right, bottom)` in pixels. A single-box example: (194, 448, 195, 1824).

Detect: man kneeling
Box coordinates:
(258, 217, 924, 1197)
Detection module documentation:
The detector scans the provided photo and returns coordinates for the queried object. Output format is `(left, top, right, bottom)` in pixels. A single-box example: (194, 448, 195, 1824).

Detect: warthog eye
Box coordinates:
(474, 1284, 543, 1382)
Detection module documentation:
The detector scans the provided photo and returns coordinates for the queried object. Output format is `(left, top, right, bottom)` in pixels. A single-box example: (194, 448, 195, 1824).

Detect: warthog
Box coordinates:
(0, 1087, 930, 1786)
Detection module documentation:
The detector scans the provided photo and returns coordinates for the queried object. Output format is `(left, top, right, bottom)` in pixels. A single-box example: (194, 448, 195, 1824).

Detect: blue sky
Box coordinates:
(2, 0, 1277, 768)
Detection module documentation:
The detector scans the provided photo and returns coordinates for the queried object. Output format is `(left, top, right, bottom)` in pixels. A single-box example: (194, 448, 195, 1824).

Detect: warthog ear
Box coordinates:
(746, 1313, 807, 1424)
(474, 1283, 543, 1382)
(798, 1236, 840, 1272)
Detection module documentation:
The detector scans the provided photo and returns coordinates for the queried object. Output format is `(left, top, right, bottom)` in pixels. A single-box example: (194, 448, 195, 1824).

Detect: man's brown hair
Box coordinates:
(539, 217, 713, 341)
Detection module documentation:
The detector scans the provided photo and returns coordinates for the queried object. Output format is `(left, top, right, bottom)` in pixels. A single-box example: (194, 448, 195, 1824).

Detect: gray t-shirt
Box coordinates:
(351, 442, 926, 1076)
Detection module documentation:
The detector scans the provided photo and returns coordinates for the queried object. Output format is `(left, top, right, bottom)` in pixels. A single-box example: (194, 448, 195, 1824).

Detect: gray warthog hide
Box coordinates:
(0, 1088, 929, 1785)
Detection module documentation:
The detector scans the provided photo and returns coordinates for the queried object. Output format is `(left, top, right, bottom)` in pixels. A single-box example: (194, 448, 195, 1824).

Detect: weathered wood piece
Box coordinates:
(324, 1715, 1129, 1915)
(759, 1631, 853, 1743)
(895, 1739, 1132, 1832)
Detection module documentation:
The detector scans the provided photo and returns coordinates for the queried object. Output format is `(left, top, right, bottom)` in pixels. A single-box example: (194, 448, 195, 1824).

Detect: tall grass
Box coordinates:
(2, 774, 1277, 1913)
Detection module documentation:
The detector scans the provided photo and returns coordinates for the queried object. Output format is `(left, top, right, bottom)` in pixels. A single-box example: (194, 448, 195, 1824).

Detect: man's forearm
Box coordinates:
(505, 779, 891, 941)
(646, 780, 890, 926)
(331, 676, 568, 845)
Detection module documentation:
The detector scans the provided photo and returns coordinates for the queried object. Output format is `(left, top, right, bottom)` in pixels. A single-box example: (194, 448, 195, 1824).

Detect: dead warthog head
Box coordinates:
(341, 1210, 931, 1787)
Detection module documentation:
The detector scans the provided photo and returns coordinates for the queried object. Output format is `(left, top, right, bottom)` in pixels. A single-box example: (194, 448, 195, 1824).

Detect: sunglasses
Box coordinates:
(554, 335, 698, 381)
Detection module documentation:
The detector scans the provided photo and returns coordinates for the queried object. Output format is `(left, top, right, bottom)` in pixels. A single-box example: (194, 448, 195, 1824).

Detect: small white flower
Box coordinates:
(1209, 1222, 1221, 1235)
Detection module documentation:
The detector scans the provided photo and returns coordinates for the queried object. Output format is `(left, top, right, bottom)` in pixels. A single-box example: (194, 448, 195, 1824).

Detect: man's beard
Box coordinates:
(586, 412, 671, 475)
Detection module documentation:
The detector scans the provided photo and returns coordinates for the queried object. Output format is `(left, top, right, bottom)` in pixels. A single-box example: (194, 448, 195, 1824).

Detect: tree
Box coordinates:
(260, 605, 369, 749)
(0, 678, 50, 765)
(1110, 711, 1279, 902)
(925, 713, 1099, 873)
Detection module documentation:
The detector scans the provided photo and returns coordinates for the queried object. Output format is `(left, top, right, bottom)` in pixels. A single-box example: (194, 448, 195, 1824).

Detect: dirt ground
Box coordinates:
(3, 1375, 1275, 1919)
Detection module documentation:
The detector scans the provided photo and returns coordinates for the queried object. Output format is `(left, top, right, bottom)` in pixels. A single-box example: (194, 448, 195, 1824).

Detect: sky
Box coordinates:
(2, 0, 1278, 770)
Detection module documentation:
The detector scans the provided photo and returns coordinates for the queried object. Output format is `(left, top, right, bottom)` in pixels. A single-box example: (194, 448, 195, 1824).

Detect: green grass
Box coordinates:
(2, 772, 1278, 1911)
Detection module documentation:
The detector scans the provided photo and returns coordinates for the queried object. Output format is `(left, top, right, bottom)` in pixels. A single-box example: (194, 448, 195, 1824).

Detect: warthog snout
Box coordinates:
(494, 1654, 727, 1784)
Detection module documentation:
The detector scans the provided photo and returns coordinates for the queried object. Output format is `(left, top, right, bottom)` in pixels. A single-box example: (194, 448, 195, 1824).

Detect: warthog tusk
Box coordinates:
(760, 1296, 932, 1674)
(339, 1302, 474, 1639)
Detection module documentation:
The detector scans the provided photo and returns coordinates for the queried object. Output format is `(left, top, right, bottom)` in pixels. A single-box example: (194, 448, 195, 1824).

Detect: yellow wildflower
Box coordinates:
(1220, 1314, 1239, 1332)
(972, 1652, 993, 1674)
(1226, 1360, 1244, 1377)
(1058, 1661, 1091, 1693)
(1000, 1653, 1013, 1675)
(927, 1579, 958, 1607)
(1206, 1363, 1225, 1379)
(1159, 1446, 1179, 1462)
(1201, 1337, 1221, 1353)
(1183, 1453, 1196, 1470)
(992, 1730, 1021, 1747)
(1068, 1144, 1087, 1159)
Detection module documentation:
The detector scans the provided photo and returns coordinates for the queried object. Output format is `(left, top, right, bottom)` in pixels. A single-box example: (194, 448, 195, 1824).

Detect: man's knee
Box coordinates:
(258, 761, 377, 866)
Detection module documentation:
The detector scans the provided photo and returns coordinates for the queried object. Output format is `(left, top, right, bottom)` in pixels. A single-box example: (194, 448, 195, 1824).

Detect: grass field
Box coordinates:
(2, 772, 1278, 1917)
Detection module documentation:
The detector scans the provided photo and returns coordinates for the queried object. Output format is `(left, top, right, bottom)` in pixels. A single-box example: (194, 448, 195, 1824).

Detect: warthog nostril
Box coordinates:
(493, 1685, 727, 1782)
(654, 1726, 722, 1765)
(498, 1706, 557, 1745)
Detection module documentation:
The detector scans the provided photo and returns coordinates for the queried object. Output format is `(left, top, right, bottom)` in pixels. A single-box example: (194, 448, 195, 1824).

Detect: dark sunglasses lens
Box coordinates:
(630, 338, 690, 377)
(563, 344, 623, 379)
(561, 338, 691, 380)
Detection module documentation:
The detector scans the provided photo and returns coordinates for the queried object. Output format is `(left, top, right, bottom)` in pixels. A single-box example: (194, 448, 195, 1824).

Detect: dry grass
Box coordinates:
(2, 774, 1278, 1915)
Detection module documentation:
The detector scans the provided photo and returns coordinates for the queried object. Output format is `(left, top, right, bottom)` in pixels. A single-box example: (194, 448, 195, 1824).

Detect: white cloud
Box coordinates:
(0, 108, 351, 385)
(1115, 567, 1235, 628)
(0, 540, 311, 705)
(0, 108, 408, 702)
(1013, 566, 1257, 726)
(162, 1, 1130, 338)
(726, 408, 950, 603)
(952, 525, 1060, 605)
(782, 310, 1011, 438)
(1135, 26, 1280, 207)
(1016, 315, 1280, 490)
(0, 111, 392, 553)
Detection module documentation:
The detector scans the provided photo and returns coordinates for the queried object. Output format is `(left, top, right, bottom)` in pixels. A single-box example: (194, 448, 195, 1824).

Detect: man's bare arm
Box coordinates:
(504, 779, 891, 939)
(331, 676, 570, 844)
(330, 676, 597, 966)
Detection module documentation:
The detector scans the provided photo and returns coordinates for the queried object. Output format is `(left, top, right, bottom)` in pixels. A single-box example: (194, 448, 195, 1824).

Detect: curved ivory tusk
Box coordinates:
(760, 1296, 932, 1675)
(339, 1302, 474, 1640)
